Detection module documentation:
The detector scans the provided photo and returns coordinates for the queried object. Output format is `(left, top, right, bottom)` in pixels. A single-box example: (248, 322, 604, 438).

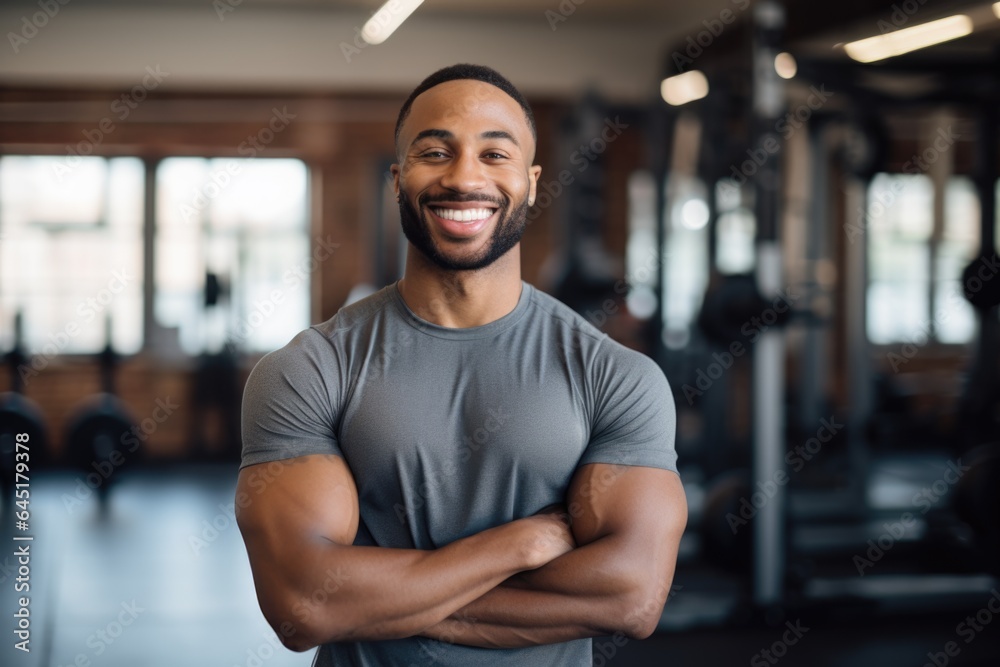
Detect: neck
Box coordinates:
(398, 245, 523, 328)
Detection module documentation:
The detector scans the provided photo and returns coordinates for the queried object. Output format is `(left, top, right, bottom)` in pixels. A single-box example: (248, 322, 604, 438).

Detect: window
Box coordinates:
(935, 177, 978, 343)
(0, 156, 144, 354)
(865, 173, 980, 345)
(624, 171, 658, 320)
(662, 175, 711, 349)
(155, 158, 310, 355)
(0, 155, 311, 357)
(714, 180, 756, 275)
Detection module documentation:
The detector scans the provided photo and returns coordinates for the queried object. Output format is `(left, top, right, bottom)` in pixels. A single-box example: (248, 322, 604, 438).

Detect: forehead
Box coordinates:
(403, 79, 531, 143)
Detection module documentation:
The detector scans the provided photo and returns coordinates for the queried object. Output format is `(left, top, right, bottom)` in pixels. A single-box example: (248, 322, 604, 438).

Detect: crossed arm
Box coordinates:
(420, 462, 687, 647)
(236, 454, 686, 652)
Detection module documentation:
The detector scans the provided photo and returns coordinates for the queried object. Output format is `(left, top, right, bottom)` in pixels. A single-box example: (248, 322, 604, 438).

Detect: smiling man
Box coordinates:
(236, 64, 686, 667)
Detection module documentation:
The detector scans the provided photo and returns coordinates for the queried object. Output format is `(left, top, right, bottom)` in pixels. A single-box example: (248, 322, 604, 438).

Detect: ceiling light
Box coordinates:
(844, 14, 973, 63)
(680, 198, 710, 230)
(774, 52, 797, 79)
(361, 0, 424, 46)
(661, 71, 709, 106)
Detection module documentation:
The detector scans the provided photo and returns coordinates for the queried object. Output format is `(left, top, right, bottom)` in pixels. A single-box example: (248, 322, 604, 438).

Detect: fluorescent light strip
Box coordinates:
(661, 70, 709, 106)
(844, 14, 973, 63)
(361, 0, 424, 46)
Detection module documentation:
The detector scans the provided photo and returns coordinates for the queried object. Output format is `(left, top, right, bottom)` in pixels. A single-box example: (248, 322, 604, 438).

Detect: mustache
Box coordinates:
(417, 192, 507, 208)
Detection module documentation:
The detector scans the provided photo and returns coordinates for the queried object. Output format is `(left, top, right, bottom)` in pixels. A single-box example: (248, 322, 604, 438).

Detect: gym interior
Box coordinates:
(1, 0, 1000, 665)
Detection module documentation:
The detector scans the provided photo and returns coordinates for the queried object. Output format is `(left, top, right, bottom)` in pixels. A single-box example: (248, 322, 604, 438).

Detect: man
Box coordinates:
(237, 63, 686, 666)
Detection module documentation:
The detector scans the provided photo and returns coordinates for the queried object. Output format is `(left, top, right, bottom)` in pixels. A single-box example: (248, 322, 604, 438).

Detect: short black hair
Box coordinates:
(394, 63, 536, 152)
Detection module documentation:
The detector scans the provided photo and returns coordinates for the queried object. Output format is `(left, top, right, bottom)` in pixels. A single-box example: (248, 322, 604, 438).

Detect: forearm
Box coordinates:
(421, 534, 672, 648)
(267, 521, 536, 648)
(422, 584, 609, 648)
(422, 600, 595, 648)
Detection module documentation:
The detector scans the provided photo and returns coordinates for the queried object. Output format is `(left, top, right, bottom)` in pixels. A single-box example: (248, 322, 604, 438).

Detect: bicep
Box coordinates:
(236, 454, 360, 595)
(567, 463, 687, 564)
(481, 464, 686, 638)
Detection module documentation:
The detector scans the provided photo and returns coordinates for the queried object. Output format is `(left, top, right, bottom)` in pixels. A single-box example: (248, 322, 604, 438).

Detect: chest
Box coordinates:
(337, 340, 591, 506)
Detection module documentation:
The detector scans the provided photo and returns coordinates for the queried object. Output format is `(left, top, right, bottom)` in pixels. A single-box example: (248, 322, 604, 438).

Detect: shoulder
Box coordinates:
(248, 286, 395, 388)
(524, 284, 663, 378)
(311, 284, 396, 341)
(523, 283, 608, 348)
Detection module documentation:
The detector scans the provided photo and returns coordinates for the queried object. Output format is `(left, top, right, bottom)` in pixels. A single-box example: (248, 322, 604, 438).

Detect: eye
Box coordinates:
(420, 150, 449, 159)
(483, 152, 508, 160)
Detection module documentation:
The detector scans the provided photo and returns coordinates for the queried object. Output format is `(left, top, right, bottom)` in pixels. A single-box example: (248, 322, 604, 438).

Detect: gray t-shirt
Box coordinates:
(241, 281, 678, 667)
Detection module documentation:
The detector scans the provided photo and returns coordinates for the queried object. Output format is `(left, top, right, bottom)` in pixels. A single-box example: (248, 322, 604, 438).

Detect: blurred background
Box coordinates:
(1, 0, 999, 665)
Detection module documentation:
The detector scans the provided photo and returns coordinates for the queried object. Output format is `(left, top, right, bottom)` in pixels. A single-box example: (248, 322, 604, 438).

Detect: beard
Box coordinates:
(398, 189, 529, 272)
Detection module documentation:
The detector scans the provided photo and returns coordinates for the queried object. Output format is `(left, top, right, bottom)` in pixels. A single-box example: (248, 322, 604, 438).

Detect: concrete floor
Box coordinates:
(1, 465, 998, 667)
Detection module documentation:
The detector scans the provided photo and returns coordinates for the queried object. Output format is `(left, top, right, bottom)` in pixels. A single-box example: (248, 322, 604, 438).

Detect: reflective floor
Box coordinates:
(1, 464, 998, 667)
(0, 466, 310, 667)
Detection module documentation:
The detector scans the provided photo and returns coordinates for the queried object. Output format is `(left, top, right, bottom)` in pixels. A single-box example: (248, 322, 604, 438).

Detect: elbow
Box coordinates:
(262, 590, 423, 647)
(613, 574, 671, 640)
(262, 602, 320, 652)
(616, 594, 659, 640)
(620, 613, 658, 641)
(280, 631, 319, 653)
(260, 594, 352, 652)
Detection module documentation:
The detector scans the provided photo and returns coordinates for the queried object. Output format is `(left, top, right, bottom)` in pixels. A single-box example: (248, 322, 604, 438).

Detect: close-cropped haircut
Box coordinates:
(394, 63, 537, 151)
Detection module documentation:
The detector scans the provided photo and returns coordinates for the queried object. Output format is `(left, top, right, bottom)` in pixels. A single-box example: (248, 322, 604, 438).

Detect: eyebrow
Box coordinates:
(411, 128, 520, 148)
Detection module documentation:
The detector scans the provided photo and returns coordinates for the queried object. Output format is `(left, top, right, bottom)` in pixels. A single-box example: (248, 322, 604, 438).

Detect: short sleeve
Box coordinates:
(579, 340, 678, 473)
(240, 328, 343, 469)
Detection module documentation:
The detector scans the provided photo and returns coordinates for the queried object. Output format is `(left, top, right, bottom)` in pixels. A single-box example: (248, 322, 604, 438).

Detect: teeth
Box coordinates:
(431, 207, 495, 222)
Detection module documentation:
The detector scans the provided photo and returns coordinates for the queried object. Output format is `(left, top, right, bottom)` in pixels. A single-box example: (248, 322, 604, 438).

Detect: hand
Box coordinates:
(515, 504, 575, 570)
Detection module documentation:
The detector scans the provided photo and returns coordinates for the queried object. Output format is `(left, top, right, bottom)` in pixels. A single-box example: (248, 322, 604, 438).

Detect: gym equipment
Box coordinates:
(190, 270, 241, 460)
(548, 91, 623, 319)
(953, 443, 1000, 577)
(746, 0, 788, 610)
(62, 318, 137, 507)
(951, 105, 1000, 570)
(189, 347, 241, 460)
(698, 469, 754, 574)
(696, 273, 792, 348)
(662, 0, 1000, 624)
(0, 313, 49, 509)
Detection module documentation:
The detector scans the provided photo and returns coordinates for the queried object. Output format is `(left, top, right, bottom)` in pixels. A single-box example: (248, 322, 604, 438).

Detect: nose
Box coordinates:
(438, 149, 488, 193)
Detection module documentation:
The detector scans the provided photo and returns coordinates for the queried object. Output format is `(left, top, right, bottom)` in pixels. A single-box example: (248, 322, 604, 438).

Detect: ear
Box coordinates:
(527, 165, 542, 207)
(390, 164, 401, 198)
